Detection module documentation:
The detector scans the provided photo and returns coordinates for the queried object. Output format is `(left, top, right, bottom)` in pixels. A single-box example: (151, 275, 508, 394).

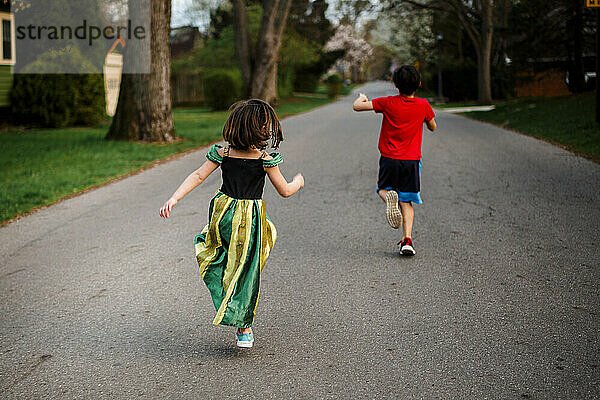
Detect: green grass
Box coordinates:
(0, 95, 332, 223)
(463, 93, 600, 162)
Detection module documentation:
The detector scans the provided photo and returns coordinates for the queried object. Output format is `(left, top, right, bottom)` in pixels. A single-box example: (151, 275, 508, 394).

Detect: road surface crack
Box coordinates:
(2, 354, 52, 391)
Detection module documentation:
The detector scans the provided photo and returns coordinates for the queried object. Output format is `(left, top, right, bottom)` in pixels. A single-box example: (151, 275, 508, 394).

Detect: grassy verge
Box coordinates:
(433, 101, 481, 108)
(0, 95, 334, 223)
(463, 93, 600, 162)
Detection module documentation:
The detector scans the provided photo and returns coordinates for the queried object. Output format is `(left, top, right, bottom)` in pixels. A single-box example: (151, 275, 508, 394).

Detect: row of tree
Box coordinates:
(15, 0, 590, 141)
(110, 0, 345, 142)
(370, 0, 595, 104)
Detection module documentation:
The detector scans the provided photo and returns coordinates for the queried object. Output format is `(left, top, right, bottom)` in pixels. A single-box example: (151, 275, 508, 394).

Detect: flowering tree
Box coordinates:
(324, 24, 373, 81)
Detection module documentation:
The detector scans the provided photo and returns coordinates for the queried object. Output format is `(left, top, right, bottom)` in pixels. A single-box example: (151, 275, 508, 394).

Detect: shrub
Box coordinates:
(11, 74, 105, 128)
(10, 47, 105, 127)
(277, 68, 295, 99)
(325, 73, 342, 98)
(294, 64, 321, 93)
(293, 50, 344, 93)
(203, 70, 242, 110)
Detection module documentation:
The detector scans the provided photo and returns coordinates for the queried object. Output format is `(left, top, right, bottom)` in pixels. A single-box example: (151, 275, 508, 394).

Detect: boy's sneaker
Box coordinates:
(236, 328, 254, 348)
(384, 191, 402, 229)
(399, 237, 416, 256)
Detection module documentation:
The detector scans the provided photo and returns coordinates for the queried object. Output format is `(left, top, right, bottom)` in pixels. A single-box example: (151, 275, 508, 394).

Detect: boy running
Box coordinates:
(353, 65, 437, 255)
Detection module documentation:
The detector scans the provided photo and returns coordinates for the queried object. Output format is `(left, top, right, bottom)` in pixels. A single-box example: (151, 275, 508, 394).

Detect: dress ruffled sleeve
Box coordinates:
(206, 144, 223, 164)
(262, 153, 283, 168)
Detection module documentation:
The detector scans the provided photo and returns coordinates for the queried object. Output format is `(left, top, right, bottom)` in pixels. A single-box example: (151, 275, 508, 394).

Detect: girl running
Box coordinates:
(159, 99, 304, 348)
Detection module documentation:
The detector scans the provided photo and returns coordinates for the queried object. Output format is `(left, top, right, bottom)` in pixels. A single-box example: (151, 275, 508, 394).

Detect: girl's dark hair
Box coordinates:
(392, 66, 421, 95)
(222, 99, 283, 150)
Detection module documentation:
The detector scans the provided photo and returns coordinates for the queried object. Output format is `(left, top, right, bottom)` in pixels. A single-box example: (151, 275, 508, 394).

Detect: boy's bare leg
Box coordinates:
(378, 189, 388, 202)
(399, 201, 414, 238)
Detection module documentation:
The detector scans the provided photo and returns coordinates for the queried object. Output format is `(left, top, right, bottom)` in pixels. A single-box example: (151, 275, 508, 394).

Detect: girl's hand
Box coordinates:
(358, 93, 368, 101)
(293, 173, 305, 189)
(159, 198, 178, 218)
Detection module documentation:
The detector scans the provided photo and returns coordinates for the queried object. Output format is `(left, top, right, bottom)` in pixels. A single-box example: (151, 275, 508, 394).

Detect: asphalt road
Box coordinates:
(1, 81, 599, 399)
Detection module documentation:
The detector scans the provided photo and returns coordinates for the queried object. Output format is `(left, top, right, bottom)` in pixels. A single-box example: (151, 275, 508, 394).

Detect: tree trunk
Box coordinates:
(251, 0, 291, 105)
(106, 0, 175, 142)
(457, 27, 463, 63)
(477, 0, 493, 104)
(452, 0, 494, 104)
(233, 0, 291, 105)
(260, 61, 279, 106)
(232, 0, 252, 97)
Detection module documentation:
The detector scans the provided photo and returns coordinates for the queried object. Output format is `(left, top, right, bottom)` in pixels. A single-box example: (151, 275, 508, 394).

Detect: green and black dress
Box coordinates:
(195, 144, 283, 328)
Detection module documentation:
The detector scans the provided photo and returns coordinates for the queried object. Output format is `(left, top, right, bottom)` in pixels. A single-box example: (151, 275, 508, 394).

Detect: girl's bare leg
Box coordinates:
(399, 202, 414, 238)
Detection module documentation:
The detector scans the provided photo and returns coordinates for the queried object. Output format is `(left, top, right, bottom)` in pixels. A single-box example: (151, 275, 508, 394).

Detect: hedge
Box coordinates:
(203, 70, 242, 110)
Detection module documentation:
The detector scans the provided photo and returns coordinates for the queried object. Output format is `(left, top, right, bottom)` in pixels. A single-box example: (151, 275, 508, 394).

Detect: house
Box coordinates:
(514, 56, 595, 98)
(170, 26, 201, 59)
(0, 0, 15, 108)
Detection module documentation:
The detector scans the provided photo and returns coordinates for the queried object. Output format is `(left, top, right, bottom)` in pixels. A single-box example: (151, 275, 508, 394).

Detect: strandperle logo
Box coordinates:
(11, 0, 151, 74)
(16, 20, 146, 47)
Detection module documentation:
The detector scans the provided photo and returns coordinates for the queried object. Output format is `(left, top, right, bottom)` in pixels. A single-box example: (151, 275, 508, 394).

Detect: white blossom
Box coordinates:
(325, 24, 373, 66)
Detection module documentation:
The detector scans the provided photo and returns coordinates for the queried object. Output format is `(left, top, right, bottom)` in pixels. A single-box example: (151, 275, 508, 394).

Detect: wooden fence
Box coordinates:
(171, 72, 204, 106)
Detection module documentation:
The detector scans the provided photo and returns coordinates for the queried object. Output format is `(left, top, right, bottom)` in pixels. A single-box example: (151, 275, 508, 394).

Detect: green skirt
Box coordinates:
(194, 191, 277, 328)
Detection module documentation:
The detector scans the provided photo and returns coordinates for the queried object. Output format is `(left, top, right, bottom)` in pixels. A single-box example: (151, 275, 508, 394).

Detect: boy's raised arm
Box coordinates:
(353, 93, 374, 112)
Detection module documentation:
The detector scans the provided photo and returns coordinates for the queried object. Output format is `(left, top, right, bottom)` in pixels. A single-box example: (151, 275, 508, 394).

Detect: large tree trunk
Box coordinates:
(233, 0, 291, 105)
(106, 0, 175, 142)
(251, 0, 291, 104)
(257, 61, 279, 106)
(477, 49, 492, 105)
(453, 0, 493, 104)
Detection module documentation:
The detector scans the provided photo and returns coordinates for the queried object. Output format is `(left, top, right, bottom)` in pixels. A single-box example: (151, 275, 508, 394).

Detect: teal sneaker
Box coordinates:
(236, 328, 254, 348)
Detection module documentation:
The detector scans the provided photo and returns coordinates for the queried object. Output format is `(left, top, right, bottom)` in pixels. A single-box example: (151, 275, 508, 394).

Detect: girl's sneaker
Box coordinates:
(384, 191, 402, 229)
(236, 328, 254, 348)
(399, 237, 416, 256)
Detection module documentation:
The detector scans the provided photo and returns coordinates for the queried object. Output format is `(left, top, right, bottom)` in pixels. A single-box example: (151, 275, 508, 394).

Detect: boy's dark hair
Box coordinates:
(392, 66, 421, 95)
(222, 99, 283, 150)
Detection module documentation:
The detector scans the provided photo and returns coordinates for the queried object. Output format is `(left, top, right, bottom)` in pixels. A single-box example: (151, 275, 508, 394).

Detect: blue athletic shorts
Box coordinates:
(376, 156, 423, 204)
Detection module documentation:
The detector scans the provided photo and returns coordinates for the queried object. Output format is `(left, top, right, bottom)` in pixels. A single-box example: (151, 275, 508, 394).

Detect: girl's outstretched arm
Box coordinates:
(265, 165, 304, 198)
(159, 160, 219, 218)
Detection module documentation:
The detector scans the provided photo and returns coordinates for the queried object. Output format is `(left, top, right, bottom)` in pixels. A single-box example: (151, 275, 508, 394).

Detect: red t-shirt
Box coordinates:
(372, 95, 435, 160)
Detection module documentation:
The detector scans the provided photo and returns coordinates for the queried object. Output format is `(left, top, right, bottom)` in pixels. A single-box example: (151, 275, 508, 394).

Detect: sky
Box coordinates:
(171, 0, 205, 28)
(170, 0, 379, 30)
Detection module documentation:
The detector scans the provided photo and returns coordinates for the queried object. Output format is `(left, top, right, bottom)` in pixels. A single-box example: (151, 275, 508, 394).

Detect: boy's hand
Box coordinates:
(353, 93, 374, 112)
(159, 198, 178, 218)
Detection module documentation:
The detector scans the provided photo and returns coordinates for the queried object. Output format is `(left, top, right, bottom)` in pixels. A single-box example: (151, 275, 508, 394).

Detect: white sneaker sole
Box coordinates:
(401, 245, 416, 256)
(384, 191, 402, 229)
(236, 340, 253, 348)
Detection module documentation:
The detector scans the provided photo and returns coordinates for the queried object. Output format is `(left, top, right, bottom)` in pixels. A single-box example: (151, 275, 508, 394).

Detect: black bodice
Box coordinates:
(220, 157, 266, 200)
